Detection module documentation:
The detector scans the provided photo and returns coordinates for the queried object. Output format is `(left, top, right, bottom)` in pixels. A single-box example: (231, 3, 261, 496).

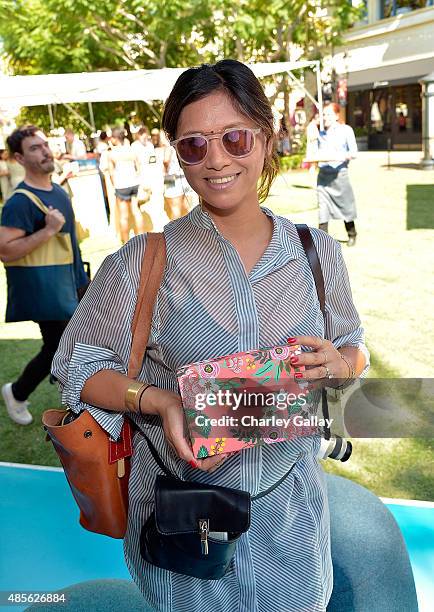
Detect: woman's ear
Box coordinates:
(266, 134, 276, 157)
(262, 135, 275, 171)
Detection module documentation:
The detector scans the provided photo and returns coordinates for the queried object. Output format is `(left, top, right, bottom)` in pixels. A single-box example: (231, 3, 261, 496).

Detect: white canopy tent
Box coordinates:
(0, 60, 323, 130)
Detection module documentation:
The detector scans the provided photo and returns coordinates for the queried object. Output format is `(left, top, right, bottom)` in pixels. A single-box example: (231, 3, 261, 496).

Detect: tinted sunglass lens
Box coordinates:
(177, 136, 207, 164)
(223, 129, 254, 156)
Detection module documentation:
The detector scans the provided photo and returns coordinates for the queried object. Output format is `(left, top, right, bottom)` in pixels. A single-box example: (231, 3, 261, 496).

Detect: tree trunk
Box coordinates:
(283, 74, 292, 154)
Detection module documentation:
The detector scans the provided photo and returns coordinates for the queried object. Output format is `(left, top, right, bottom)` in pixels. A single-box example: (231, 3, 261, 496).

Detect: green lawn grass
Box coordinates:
(1, 151, 433, 500)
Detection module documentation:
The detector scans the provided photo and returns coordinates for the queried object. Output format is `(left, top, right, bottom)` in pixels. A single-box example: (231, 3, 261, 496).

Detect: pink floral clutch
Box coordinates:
(177, 344, 316, 458)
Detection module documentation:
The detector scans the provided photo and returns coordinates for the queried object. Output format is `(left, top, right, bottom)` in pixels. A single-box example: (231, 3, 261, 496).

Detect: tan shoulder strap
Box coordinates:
(14, 189, 50, 215)
(128, 233, 166, 379)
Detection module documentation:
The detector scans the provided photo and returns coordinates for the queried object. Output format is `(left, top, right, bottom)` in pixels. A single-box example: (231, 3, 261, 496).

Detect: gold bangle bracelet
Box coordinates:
(339, 353, 355, 379)
(125, 382, 147, 413)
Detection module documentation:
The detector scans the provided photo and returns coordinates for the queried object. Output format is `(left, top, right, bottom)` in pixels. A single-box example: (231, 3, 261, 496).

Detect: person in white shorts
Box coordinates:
(108, 128, 144, 243)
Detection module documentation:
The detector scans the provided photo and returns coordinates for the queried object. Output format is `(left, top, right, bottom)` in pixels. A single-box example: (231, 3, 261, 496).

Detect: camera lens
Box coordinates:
(340, 440, 352, 462)
(316, 436, 352, 462)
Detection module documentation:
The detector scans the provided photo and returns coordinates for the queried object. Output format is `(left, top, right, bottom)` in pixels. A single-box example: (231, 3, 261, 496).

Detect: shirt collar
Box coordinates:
(189, 202, 217, 232)
(261, 206, 300, 262)
(189, 203, 300, 261)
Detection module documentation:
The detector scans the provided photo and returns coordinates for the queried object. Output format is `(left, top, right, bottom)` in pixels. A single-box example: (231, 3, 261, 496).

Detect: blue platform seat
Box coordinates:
(27, 474, 418, 612)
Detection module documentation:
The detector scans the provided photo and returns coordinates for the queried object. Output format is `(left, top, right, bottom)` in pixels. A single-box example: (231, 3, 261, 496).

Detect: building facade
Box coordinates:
(333, 1, 434, 149)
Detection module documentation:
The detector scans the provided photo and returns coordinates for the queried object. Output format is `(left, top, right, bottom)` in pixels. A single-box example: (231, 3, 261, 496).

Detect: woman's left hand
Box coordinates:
(288, 336, 348, 382)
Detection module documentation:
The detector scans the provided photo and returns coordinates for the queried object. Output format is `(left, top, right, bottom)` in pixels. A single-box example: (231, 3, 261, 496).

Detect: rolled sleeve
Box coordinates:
(52, 236, 145, 439)
(325, 243, 370, 377)
(61, 346, 127, 439)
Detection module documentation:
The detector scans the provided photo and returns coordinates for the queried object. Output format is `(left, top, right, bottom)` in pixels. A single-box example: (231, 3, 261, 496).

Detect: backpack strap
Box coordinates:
(128, 233, 167, 379)
(295, 223, 331, 440)
(13, 189, 50, 215)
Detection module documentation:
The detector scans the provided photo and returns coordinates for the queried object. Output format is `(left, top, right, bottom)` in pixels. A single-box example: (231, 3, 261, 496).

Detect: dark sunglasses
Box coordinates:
(171, 127, 261, 165)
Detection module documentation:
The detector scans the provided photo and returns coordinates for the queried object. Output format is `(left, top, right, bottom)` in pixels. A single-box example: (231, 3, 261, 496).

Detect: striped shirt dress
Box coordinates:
(52, 205, 369, 612)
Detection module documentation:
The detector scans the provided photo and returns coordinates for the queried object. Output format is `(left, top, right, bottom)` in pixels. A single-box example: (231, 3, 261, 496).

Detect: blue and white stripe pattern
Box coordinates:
(52, 205, 369, 612)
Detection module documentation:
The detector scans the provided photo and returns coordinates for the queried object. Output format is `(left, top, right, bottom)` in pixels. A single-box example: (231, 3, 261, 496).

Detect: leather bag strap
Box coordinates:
(251, 460, 298, 501)
(143, 434, 300, 502)
(295, 223, 331, 440)
(144, 435, 176, 479)
(127, 233, 167, 379)
(295, 224, 325, 314)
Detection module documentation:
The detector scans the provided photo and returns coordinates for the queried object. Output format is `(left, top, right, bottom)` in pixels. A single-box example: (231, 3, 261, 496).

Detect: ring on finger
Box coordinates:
(323, 350, 328, 363)
(324, 365, 334, 379)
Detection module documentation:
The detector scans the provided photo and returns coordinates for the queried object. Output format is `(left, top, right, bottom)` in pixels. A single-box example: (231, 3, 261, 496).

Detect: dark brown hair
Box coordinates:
(7, 125, 40, 155)
(162, 60, 278, 203)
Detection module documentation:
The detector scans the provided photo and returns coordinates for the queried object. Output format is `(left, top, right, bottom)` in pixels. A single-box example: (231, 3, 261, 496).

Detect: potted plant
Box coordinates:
(354, 127, 368, 151)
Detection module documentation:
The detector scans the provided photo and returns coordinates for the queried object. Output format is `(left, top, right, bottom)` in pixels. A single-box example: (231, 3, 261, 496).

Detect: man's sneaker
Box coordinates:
(1, 383, 33, 425)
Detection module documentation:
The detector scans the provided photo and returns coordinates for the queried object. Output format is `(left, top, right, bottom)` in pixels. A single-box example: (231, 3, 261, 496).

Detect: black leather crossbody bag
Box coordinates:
(140, 436, 299, 580)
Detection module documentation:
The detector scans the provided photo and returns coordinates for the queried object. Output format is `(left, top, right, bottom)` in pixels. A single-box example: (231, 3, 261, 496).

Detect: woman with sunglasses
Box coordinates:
(53, 60, 369, 611)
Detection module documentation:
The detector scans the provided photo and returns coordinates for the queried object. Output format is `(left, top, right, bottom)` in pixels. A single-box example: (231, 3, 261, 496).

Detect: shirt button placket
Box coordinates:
(219, 238, 260, 611)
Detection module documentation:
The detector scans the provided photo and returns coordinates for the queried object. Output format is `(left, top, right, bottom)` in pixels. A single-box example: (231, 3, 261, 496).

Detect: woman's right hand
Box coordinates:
(142, 386, 228, 472)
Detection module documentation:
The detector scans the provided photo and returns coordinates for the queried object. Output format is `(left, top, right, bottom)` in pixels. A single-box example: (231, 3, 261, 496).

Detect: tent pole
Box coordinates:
(286, 71, 318, 108)
(88, 101, 96, 132)
(59, 101, 93, 131)
(285, 68, 324, 132)
(47, 104, 55, 130)
(143, 101, 162, 123)
(315, 61, 324, 132)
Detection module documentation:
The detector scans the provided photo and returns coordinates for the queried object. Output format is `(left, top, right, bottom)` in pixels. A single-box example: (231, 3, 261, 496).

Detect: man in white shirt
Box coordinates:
(64, 129, 87, 160)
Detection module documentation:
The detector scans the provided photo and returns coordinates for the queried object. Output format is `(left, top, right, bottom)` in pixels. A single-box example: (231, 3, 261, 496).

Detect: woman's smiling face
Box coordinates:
(175, 90, 267, 212)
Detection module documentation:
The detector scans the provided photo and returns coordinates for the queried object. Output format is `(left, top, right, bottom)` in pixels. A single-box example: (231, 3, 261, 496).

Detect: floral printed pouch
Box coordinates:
(177, 344, 317, 458)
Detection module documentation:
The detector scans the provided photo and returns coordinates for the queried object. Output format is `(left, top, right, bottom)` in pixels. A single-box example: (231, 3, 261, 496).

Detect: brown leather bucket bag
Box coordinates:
(42, 233, 167, 539)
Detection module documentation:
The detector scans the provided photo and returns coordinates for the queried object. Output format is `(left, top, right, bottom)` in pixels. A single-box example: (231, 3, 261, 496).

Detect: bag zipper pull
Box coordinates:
(199, 519, 209, 555)
(117, 458, 125, 478)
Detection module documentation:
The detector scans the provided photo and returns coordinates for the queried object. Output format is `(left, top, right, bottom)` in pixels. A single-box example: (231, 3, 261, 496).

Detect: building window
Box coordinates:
(347, 84, 422, 150)
(352, 0, 368, 22)
(381, 0, 433, 18)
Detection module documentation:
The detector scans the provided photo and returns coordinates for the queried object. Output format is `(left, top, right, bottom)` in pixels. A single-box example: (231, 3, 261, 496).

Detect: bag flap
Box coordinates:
(155, 475, 251, 535)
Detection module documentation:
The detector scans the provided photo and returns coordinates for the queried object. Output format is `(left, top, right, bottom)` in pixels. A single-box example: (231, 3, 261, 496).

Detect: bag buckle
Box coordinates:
(198, 518, 209, 555)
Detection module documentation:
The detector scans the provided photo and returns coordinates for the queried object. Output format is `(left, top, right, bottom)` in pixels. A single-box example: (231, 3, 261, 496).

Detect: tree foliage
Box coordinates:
(0, 0, 217, 73)
(0, 0, 360, 73)
(0, 0, 361, 129)
(214, 0, 359, 63)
